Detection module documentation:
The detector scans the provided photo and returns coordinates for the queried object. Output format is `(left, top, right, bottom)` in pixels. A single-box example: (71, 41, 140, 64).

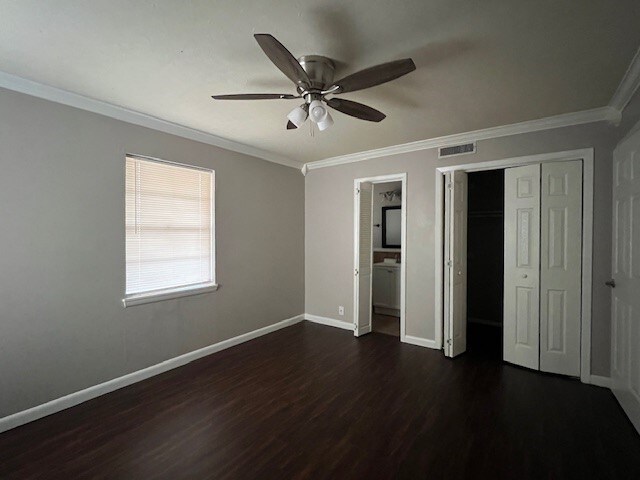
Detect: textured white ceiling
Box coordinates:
(0, 0, 638, 163)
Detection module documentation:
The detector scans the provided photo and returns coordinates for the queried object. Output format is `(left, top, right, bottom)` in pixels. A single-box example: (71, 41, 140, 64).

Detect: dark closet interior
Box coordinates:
(467, 169, 504, 359)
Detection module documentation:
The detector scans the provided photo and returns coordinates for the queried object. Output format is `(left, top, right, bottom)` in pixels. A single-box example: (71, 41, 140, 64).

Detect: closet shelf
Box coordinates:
(468, 317, 502, 328)
(468, 211, 503, 218)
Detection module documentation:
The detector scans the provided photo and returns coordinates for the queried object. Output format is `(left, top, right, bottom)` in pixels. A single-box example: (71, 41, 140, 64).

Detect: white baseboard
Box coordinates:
(613, 388, 640, 435)
(304, 314, 440, 352)
(357, 325, 372, 335)
(0, 314, 305, 434)
(588, 375, 612, 389)
(304, 314, 354, 331)
(401, 335, 440, 349)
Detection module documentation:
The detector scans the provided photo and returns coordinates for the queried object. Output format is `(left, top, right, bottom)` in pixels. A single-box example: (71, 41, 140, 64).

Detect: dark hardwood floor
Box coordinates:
(1, 322, 639, 480)
(372, 313, 400, 337)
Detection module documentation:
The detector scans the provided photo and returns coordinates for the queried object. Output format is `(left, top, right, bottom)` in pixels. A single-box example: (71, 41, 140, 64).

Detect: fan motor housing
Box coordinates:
(298, 55, 335, 90)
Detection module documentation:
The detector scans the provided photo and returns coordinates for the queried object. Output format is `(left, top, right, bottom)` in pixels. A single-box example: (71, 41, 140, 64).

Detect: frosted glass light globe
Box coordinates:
(309, 100, 327, 123)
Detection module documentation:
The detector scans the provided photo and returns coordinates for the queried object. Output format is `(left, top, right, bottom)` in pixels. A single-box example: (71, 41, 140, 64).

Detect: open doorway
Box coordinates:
(353, 174, 406, 340)
(372, 182, 402, 337)
(466, 170, 504, 359)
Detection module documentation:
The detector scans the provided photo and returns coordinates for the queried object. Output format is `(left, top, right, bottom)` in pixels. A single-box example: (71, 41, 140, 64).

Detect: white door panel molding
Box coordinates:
(540, 161, 583, 376)
(504, 164, 541, 370)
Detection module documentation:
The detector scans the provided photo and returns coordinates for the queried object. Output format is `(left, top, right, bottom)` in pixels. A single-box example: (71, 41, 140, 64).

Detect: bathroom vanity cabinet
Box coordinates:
(372, 263, 401, 316)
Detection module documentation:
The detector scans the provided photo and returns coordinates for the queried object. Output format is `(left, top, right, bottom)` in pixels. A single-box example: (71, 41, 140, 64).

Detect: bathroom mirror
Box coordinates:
(382, 206, 401, 248)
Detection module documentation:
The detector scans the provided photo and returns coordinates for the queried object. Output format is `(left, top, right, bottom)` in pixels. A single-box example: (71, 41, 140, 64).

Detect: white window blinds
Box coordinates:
(125, 155, 214, 296)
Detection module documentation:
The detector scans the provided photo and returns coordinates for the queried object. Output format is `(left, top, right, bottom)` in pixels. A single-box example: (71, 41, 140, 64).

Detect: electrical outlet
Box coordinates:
(338, 306, 345, 316)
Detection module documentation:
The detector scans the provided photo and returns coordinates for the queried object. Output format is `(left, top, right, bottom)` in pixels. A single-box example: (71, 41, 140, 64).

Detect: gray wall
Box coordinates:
(4, 84, 638, 419)
(305, 121, 619, 377)
(0, 88, 305, 418)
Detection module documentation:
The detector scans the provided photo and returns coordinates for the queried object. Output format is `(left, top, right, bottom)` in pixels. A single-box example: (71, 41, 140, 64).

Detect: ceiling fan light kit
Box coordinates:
(308, 99, 334, 130)
(287, 104, 309, 128)
(212, 34, 416, 132)
(316, 112, 334, 131)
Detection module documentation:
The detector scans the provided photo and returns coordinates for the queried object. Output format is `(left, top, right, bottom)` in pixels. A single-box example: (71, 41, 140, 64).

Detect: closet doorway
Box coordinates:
(466, 170, 504, 359)
(436, 149, 594, 382)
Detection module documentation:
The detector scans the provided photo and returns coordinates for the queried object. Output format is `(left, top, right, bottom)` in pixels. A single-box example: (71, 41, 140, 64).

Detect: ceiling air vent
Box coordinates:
(438, 142, 476, 159)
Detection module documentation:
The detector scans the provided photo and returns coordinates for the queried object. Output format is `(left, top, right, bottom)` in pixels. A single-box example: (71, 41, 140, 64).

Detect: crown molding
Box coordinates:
(2, 67, 629, 174)
(0, 70, 301, 170)
(610, 46, 640, 112)
(304, 106, 620, 171)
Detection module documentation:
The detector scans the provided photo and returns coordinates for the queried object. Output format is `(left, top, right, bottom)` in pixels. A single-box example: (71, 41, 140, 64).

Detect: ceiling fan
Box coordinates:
(212, 34, 416, 132)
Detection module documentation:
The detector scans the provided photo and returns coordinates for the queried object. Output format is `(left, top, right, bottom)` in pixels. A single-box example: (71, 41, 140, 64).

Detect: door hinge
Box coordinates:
(356, 188, 360, 194)
(355, 268, 359, 276)
(447, 183, 453, 189)
(447, 260, 453, 267)
(446, 338, 452, 345)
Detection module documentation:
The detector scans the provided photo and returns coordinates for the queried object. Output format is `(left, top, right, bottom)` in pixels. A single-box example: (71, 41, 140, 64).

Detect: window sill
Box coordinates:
(122, 283, 219, 307)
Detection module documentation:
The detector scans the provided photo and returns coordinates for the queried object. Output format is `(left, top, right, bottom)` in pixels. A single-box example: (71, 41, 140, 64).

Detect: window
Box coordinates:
(123, 155, 216, 306)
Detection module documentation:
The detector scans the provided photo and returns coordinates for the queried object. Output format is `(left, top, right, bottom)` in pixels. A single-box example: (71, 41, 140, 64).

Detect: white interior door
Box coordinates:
(445, 170, 468, 357)
(539, 161, 583, 376)
(611, 129, 640, 432)
(354, 181, 373, 337)
(504, 164, 541, 370)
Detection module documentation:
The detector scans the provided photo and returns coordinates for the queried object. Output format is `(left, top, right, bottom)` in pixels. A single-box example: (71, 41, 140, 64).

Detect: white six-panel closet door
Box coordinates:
(540, 161, 583, 376)
(446, 170, 468, 357)
(504, 164, 541, 370)
(354, 181, 373, 337)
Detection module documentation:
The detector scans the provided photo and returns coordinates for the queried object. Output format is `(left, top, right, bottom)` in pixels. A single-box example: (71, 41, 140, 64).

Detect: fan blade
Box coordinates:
(326, 98, 386, 122)
(332, 58, 416, 93)
(287, 121, 297, 130)
(254, 34, 310, 88)
(212, 93, 298, 100)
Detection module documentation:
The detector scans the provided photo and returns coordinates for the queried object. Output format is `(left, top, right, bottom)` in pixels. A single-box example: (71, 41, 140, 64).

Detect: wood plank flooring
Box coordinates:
(372, 313, 400, 336)
(1, 321, 639, 479)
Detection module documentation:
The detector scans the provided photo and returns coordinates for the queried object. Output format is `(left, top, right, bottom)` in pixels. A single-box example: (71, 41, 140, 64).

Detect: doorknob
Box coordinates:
(522, 274, 528, 278)
(605, 279, 616, 288)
